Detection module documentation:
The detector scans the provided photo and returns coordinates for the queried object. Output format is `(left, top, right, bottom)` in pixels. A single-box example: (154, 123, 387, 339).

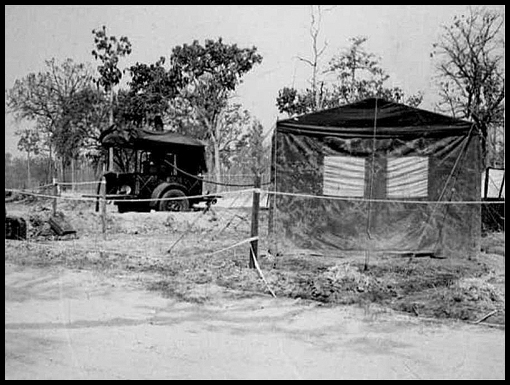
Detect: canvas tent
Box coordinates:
(269, 98, 481, 258)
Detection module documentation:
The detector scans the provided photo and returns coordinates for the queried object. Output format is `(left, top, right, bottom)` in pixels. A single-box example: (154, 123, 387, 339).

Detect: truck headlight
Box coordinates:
(119, 185, 132, 195)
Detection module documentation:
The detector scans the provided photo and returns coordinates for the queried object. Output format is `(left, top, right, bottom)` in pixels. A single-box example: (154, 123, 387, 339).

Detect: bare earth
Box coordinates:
(5, 262, 505, 380)
(4, 196, 505, 379)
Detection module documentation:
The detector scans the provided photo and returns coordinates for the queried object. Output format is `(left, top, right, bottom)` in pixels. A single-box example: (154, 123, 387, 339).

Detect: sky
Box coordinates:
(4, 4, 505, 156)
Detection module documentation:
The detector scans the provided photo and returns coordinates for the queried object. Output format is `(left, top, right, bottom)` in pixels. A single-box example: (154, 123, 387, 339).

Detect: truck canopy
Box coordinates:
(99, 125, 208, 173)
(100, 125, 205, 149)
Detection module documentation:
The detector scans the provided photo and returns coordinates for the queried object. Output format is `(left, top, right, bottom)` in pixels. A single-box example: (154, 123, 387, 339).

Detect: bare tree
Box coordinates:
(296, 5, 332, 110)
(432, 7, 505, 165)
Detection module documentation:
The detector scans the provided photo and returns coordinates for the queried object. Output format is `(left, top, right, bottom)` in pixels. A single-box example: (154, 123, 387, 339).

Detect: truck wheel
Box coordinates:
(159, 189, 189, 212)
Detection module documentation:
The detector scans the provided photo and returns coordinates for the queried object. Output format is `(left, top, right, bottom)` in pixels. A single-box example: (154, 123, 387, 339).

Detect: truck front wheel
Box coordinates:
(159, 189, 190, 212)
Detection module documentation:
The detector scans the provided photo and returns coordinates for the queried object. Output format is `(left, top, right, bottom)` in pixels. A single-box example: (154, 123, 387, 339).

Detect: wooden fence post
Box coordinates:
(52, 178, 58, 216)
(249, 174, 261, 269)
(101, 178, 107, 239)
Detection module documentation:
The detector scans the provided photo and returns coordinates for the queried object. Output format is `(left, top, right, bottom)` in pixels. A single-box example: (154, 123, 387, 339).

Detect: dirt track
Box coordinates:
(5, 262, 505, 380)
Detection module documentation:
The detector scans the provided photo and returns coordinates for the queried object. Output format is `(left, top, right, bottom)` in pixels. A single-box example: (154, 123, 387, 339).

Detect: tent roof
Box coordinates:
(277, 98, 474, 138)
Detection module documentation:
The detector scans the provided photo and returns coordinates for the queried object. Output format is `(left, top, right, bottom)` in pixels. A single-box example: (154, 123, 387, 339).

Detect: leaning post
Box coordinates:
(101, 178, 107, 239)
(52, 177, 58, 216)
(249, 173, 261, 269)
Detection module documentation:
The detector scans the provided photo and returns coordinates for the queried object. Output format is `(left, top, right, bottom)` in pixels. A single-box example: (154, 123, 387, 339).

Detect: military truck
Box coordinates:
(99, 126, 217, 213)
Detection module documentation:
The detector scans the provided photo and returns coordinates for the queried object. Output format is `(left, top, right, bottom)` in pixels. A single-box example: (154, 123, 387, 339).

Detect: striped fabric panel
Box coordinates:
(481, 169, 505, 198)
(387, 157, 428, 198)
(323, 156, 365, 197)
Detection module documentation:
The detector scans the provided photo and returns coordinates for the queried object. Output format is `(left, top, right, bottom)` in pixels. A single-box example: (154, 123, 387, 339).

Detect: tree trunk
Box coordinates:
(27, 151, 31, 189)
(204, 117, 222, 193)
(49, 143, 53, 182)
(212, 139, 221, 193)
(108, 89, 114, 171)
(71, 157, 76, 192)
(61, 158, 65, 186)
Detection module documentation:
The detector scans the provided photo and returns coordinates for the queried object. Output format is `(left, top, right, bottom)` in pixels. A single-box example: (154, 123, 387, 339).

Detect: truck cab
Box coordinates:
(100, 126, 216, 213)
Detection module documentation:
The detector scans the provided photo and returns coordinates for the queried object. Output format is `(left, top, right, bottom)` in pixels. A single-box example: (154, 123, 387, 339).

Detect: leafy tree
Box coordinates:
(92, 25, 132, 170)
(113, 56, 182, 131)
(169, 38, 263, 187)
(328, 36, 389, 104)
(276, 86, 338, 117)
(6, 58, 97, 180)
(431, 7, 505, 166)
(216, 104, 252, 171)
(91, 25, 132, 93)
(122, 57, 182, 127)
(247, 119, 269, 177)
(69, 87, 110, 161)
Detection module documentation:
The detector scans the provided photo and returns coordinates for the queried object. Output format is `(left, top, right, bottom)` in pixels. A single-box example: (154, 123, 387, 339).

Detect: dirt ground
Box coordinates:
(4, 195, 506, 379)
(5, 262, 506, 380)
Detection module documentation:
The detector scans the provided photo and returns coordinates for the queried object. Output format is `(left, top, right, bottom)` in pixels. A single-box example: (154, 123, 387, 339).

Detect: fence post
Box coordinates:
(52, 178, 58, 216)
(249, 174, 261, 269)
(101, 178, 107, 239)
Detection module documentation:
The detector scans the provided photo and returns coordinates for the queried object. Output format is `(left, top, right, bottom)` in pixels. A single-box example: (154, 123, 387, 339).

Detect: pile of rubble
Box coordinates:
(5, 204, 76, 241)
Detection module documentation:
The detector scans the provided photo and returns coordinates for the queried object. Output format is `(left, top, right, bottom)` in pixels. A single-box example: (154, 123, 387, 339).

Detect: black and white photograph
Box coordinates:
(5, 5, 505, 380)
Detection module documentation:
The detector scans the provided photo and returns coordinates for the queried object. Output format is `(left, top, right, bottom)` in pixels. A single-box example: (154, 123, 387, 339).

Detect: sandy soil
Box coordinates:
(4, 195, 505, 379)
(4, 262, 505, 380)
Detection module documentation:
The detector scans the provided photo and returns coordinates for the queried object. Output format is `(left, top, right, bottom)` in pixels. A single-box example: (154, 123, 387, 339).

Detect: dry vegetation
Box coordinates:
(5, 193, 505, 326)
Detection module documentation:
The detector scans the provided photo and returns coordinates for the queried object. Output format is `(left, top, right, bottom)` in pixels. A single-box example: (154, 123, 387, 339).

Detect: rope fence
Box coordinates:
(5, 178, 504, 253)
(6, 178, 503, 263)
(6, 185, 505, 206)
(5, 174, 505, 302)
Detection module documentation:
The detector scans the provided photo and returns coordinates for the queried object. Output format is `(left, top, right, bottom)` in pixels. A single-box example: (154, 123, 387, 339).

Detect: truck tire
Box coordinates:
(159, 189, 190, 212)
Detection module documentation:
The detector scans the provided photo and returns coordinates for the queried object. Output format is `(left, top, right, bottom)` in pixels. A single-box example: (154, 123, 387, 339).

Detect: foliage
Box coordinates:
(168, 98, 257, 172)
(248, 120, 268, 176)
(91, 26, 133, 172)
(6, 59, 102, 173)
(7, 29, 266, 186)
(91, 25, 132, 92)
(223, 119, 271, 176)
(216, 104, 253, 169)
(5, 152, 52, 188)
(16, 128, 41, 156)
(171, 38, 262, 92)
(327, 36, 389, 103)
(170, 37, 263, 128)
(277, 36, 423, 117)
(54, 86, 110, 163)
(276, 86, 337, 117)
(169, 38, 263, 184)
(431, 7, 505, 165)
(118, 57, 182, 127)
